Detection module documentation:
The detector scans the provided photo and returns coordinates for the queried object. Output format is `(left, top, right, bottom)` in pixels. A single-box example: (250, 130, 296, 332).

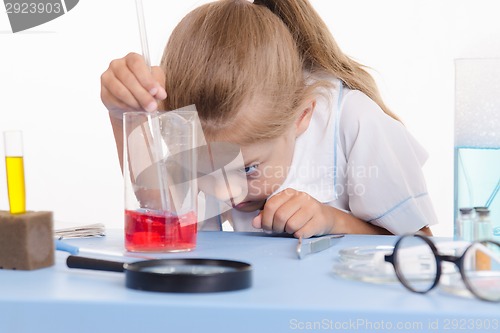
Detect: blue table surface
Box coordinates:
(0, 230, 499, 333)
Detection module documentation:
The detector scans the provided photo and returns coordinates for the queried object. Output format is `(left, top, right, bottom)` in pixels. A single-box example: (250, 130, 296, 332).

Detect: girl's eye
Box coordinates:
(244, 164, 259, 175)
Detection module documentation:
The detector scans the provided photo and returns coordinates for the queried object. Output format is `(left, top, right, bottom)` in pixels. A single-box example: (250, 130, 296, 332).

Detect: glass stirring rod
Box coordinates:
(135, 0, 152, 70)
(3, 130, 26, 214)
(134, 0, 170, 213)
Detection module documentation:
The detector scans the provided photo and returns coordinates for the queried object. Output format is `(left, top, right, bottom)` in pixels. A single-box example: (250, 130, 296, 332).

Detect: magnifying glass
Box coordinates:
(67, 256, 252, 293)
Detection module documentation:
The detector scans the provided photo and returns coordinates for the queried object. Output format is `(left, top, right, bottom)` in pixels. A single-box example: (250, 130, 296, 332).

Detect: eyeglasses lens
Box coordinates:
(395, 236, 438, 293)
(462, 241, 500, 302)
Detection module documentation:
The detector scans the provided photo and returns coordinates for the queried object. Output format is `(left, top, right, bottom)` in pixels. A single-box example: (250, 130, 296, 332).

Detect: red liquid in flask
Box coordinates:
(125, 210, 197, 252)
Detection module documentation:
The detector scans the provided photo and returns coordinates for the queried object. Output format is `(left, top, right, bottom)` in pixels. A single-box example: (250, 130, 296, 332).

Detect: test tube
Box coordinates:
(3, 130, 26, 214)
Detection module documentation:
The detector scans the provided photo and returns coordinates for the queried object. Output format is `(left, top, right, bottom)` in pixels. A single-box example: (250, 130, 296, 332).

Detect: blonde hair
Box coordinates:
(160, 0, 397, 144)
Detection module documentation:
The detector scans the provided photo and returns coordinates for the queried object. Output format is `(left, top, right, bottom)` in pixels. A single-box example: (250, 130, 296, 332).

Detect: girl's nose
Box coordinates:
(214, 173, 247, 203)
(198, 171, 248, 203)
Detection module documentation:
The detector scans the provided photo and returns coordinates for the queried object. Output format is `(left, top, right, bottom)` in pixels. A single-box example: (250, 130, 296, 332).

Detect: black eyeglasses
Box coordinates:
(384, 234, 500, 302)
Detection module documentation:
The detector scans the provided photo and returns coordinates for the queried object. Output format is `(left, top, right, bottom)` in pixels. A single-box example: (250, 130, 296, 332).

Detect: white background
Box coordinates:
(1, 0, 499, 237)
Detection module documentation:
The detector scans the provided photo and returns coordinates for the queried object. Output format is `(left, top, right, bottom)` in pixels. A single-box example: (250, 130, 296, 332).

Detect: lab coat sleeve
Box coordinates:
(339, 91, 438, 234)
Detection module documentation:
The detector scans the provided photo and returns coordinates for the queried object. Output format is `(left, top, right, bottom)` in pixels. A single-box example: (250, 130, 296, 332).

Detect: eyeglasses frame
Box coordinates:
(384, 234, 500, 302)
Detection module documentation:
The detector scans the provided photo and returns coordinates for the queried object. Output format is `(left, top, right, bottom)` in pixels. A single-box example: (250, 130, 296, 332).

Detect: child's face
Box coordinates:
(200, 101, 314, 213)
(205, 128, 297, 213)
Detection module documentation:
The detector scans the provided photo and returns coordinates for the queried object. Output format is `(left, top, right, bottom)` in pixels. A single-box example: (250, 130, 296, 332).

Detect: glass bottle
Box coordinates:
(474, 207, 492, 241)
(456, 207, 474, 242)
(473, 207, 492, 270)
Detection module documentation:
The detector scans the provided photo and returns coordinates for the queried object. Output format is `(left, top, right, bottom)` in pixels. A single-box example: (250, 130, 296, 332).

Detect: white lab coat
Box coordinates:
(201, 78, 439, 234)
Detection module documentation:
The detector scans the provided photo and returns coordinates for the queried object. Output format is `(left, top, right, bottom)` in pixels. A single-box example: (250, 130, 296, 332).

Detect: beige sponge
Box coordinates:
(0, 211, 54, 270)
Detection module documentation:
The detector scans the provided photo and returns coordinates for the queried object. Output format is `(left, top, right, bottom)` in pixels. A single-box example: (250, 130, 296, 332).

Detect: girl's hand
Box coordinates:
(100, 52, 167, 118)
(252, 189, 334, 239)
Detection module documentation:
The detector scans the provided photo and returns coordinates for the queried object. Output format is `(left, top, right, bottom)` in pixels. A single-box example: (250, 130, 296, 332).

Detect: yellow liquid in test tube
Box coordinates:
(3, 130, 26, 214)
(5, 156, 26, 214)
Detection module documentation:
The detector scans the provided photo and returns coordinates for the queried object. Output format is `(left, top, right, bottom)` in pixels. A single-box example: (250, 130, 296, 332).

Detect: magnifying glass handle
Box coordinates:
(67, 255, 125, 273)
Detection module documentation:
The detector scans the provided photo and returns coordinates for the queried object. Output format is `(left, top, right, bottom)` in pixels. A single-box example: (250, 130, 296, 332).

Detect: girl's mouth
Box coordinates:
(234, 201, 252, 209)
(232, 199, 266, 211)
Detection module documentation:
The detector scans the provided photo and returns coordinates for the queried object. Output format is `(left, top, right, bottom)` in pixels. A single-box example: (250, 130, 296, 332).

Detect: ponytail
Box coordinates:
(253, 0, 399, 120)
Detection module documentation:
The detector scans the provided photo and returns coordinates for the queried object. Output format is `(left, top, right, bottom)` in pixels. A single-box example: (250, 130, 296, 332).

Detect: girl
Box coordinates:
(101, 0, 436, 237)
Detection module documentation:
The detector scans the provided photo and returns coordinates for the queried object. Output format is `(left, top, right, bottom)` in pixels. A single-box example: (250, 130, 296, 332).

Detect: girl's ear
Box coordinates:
(295, 100, 316, 137)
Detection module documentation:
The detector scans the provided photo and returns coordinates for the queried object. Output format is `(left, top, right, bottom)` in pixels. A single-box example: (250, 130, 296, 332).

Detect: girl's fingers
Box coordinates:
(124, 52, 158, 93)
(151, 67, 167, 100)
(259, 189, 324, 238)
(252, 212, 262, 229)
(260, 189, 298, 232)
(293, 219, 321, 239)
(112, 58, 157, 112)
(259, 193, 287, 231)
(284, 207, 312, 235)
(101, 71, 142, 111)
(101, 86, 138, 119)
(125, 54, 167, 102)
(271, 199, 301, 233)
(293, 215, 327, 238)
(101, 53, 166, 114)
